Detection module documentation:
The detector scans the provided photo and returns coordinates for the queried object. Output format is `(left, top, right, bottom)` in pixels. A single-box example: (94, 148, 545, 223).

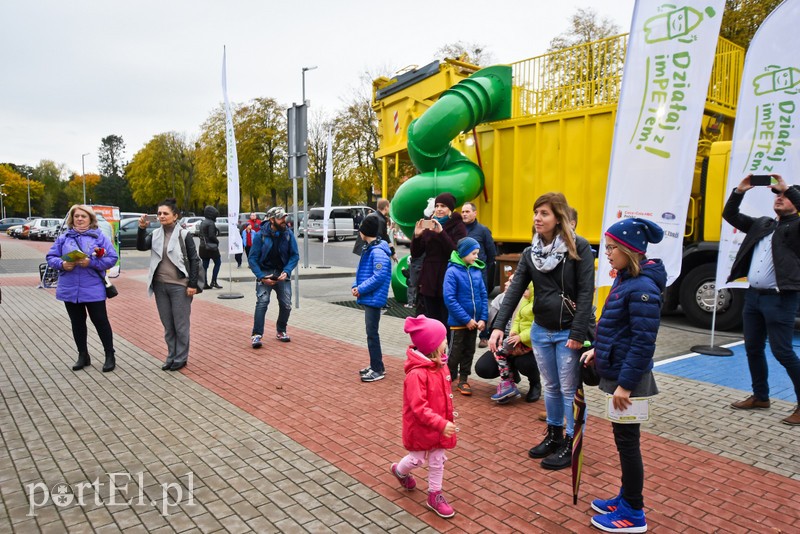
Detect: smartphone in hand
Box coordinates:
(419, 219, 436, 230)
(750, 175, 773, 187)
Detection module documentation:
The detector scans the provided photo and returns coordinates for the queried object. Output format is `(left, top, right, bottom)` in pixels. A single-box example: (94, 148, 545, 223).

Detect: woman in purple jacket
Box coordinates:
(46, 205, 119, 372)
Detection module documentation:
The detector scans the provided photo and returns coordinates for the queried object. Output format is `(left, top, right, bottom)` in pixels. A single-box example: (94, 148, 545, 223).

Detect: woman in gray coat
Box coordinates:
(137, 198, 201, 371)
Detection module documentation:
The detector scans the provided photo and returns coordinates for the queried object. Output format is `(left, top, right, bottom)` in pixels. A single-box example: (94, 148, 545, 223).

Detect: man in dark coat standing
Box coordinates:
(461, 202, 496, 347)
(355, 198, 396, 261)
(723, 174, 800, 426)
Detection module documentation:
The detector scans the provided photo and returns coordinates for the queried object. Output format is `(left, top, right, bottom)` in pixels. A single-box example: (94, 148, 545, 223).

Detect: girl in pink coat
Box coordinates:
(391, 315, 458, 518)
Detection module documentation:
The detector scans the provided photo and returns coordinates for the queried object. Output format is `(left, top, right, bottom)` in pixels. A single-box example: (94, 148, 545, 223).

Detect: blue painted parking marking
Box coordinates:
(655, 337, 800, 403)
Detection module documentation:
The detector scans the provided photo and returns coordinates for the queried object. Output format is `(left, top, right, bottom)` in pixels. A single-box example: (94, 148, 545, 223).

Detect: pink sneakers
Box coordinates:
(426, 490, 455, 518)
(391, 463, 416, 491)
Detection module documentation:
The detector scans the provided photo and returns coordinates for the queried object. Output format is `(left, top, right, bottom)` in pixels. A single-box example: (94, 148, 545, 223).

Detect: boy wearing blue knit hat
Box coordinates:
(443, 237, 489, 395)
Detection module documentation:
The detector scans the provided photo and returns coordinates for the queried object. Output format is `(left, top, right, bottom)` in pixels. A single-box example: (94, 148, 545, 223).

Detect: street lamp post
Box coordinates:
(81, 152, 90, 205)
(0, 184, 6, 219)
(301, 66, 317, 268)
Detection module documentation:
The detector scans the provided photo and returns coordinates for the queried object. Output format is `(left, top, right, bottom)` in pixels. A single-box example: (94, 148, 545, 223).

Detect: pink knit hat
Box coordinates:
(404, 315, 447, 355)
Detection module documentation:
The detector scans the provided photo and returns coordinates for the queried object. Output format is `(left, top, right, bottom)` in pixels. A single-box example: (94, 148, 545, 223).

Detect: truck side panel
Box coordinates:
(473, 109, 615, 245)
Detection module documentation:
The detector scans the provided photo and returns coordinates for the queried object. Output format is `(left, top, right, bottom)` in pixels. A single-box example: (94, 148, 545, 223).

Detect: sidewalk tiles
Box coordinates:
(1, 271, 799, 533)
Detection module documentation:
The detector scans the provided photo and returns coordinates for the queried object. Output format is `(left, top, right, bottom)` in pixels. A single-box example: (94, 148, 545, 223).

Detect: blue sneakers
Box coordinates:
(590, 496, 647, 533)
(591, 489, 622, 514)
(491, 380, 520, 402)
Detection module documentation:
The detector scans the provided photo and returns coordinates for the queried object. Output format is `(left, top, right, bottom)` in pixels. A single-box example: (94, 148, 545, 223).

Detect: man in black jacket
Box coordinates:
(462, 202, 496, 347)
(353, 199, 396, 261)
(723, 174, 800, 426)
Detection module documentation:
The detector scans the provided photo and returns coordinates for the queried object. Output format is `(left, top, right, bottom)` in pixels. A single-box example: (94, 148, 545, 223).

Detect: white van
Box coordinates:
(306, 206, 375, 242)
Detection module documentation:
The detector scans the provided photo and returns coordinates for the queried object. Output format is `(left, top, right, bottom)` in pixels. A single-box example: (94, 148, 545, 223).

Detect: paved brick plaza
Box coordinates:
(1, 235, 798, 533)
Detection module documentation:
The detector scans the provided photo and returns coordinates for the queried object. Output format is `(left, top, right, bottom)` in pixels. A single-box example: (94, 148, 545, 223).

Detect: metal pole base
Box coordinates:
(691, 344, 734, 357)
(217, 292, 244, 299)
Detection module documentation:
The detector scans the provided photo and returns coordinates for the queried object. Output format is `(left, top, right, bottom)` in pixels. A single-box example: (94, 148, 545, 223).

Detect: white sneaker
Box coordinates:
(251, 335, 263, 349)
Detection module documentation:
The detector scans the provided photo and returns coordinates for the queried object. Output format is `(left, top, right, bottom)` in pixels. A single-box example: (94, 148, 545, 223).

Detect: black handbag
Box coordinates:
(179, 230, 203, 294)
(104, 280, 119, 299)
(580, 361, 600, 386)
(94, 269, 118, 299)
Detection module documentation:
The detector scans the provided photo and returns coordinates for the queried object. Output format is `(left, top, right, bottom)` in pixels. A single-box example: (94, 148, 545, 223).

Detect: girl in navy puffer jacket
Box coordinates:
(46, 205, 119, 372)
(583, 218, 666, 534)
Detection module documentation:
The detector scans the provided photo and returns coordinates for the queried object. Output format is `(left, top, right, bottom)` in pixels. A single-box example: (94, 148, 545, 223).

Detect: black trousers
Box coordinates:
(64, 301, 114, 355)
(613, 422, 644, 510)
(448, 328, 477, 381)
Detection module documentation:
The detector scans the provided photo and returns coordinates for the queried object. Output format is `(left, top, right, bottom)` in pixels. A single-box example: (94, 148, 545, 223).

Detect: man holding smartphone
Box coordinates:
(248, 207, 299, 348)
(723, 174, 800, 426)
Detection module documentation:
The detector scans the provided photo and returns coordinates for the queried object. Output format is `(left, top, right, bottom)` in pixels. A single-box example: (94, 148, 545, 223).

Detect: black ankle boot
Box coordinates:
(525, 379, 541, 403)
(541, 435, 573, 470)
(211, 281, 222, 289)
(72, 352, 90, 371)
(528, 425, 563, 459)
(102, 352, 116, 372)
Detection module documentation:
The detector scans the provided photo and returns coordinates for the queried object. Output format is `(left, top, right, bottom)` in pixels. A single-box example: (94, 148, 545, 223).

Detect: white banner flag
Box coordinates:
(716, 0, 800, 289)
(222, 47, 243, 255)
(322, 129, 334, 244)
(598, 1, 724, 288)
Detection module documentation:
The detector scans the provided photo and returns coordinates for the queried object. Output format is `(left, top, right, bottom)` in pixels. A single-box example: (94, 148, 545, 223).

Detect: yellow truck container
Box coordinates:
(373, 34, 745, 330)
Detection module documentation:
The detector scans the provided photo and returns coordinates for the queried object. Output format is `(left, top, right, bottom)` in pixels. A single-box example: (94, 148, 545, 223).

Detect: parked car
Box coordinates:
(237, 212, 267, 228)
(306, 206, 375, 242)
(191, 216, 230, 236)
(0, 217, 25, 231)
(7, 224, 24, 237)
(120, 212, 145, 221)
(286, 211, 306, 236)
(215, 217, 230, 236)
(390, 223, 411, 246)
(179, 216, 204, 233)
(29, 218, 62, 240)
(45, 222, 65, 241)
(19, 217, 61, 241)
(95, 214, 113, 242)
(118, 217, 159, 248)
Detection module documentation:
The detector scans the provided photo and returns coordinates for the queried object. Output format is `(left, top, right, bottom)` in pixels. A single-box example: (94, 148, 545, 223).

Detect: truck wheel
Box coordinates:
(335, 234, 346, 242)
(679, 264, 743, 331)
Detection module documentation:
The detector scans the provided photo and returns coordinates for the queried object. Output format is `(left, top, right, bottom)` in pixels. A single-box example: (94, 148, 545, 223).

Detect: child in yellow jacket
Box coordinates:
(491, 283, 535, 402)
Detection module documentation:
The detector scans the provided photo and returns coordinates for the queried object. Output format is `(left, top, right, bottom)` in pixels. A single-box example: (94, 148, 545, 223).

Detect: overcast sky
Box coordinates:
(0, 0, 634, 176)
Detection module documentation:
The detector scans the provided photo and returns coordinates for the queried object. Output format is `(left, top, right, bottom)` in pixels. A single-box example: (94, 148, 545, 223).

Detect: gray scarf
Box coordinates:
(530, 233, 568, 273)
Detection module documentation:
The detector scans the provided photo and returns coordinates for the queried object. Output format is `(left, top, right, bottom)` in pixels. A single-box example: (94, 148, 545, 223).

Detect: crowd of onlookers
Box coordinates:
(44, 174, 800, 531)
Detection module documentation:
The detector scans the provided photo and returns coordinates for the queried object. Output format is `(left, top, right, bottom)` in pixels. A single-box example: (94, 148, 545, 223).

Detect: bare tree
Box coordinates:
(435, 41, 493, 66)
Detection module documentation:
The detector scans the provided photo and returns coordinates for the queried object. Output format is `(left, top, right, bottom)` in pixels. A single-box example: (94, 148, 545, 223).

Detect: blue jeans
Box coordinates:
(252, 279, 292, 335)
(364, 305, 384, 374)
(742, 289, 800, 403)
(531, 323, 581, 436)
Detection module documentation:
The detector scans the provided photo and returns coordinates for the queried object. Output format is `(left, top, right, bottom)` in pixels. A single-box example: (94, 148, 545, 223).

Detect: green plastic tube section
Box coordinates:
(390, 65, 512, 238)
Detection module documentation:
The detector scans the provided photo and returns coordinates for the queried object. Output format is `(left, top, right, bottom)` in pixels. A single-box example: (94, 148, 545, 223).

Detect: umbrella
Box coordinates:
(571, 383, 587, 505)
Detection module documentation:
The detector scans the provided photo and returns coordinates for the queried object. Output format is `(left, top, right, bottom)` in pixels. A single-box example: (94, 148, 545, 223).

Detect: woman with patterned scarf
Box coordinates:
(489, 192, 595, 471)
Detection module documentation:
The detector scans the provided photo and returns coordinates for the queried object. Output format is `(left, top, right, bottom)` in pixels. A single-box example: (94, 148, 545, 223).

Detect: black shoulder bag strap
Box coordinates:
(178, 230, 203, 292)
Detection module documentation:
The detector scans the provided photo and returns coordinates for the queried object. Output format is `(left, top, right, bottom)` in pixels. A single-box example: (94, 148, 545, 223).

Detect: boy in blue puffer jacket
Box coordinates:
(352, 215, 393, 382)
(443, 237, 488, 395)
